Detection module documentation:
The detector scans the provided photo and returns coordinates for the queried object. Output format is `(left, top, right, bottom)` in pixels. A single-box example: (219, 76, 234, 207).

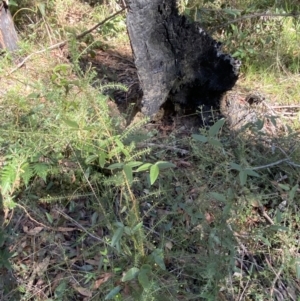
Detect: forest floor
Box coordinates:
(1, 2, 300, 301)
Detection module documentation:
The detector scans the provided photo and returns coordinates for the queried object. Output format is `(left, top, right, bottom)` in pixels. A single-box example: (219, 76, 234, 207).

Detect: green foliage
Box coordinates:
(0, 229, 12, 270)
(182, 0, 300, 72)
(1, 1, 299, 300)
(98, 14, 127, 39)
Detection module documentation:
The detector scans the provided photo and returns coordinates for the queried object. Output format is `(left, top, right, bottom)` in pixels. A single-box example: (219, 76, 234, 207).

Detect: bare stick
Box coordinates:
(76, 7, 127, 39)
(251, 158, 290, 170)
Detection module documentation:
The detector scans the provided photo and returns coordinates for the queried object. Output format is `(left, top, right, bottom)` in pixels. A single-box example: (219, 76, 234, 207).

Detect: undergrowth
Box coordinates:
(0, 0, 299, 300)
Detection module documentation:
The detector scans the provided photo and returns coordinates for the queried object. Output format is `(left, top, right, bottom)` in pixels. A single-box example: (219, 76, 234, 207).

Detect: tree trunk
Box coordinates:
(0, 3, 18, 52)
(126, 0, 240, 118)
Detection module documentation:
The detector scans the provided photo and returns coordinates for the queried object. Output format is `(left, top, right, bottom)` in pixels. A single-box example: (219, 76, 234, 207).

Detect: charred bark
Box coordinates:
(0, 2, 18, 52)
(126, 0, 240, 118)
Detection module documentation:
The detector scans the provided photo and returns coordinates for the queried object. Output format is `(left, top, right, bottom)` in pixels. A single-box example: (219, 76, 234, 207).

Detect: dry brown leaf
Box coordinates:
(165, 241, 173, 250)
(205, 212, 214, 224)
(23, 226, 44, 235)
(72, 285, 93, 297)
(93, 273, 113, 290)
(36, 257, 50, 276)
(176, 160, 192, 167)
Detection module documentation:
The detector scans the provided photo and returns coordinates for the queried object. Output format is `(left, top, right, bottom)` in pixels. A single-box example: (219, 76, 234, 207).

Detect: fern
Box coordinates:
(0, 163, 17, 195)
(99, 82, 128, 93)
(121, 118, 148, 141)
(21, 162, 34, 187)
(127, 148, 151, 162)
(32, 163, 50, 182)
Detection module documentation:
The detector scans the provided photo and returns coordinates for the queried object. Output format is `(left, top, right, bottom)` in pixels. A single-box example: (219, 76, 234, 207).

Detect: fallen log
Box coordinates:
(0, 1, 18, 52)
(126, 0, 241, 118)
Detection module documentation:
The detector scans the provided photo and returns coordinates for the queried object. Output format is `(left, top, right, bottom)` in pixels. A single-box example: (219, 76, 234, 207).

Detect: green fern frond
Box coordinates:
(21, 162, 34, 187)
(32, 163, 50, 182)
(135, 190, 162, 203)
(128, 148, 151, 161)
(99, 82, 128, 93)
(39, 193, 94, 203)
(0, 163, 17, 195)
(121, 118, 148, 141)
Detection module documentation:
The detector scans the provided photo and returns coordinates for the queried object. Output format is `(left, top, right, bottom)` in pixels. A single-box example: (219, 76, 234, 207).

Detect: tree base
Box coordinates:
(126, 0, 240, 118)
(0, 5, 19, 52)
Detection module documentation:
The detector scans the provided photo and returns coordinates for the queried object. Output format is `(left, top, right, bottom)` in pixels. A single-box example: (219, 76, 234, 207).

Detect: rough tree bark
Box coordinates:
(126, 0, 240, 118)
(0, 2, 18, 51)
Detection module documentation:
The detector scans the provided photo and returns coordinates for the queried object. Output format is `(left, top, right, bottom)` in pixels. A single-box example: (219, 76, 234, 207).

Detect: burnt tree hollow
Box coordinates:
(126, 0, 241, 118)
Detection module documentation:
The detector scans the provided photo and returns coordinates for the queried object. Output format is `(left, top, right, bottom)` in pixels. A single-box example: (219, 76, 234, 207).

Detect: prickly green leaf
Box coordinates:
(54, 280, 67, 299)
(151, 249, 166, 270)
(208, 118, 225, 137)
(45, 212, 53, 224)
(192, 134, 208, 143)
(135, 163, 152, 172)
(124, 226, 132, 235)
(155, 161, 176, 169)
(107, 163, 124, 170)
(259, 235, 271, 247)
(138, 264, 151, 289)
(38, 2, 46, 17)
(245, 169, 260, 177)
(210, 192, 227, 203)
(289, 184, 299, 201)
(278, 184, 290, 191)
(150, 164, 159, 185)
(239, 170, 248, 186)
(62, 118, 79, 129)
(131, 222, 143, 234)
(121, 267, 139, 282)
(208, 138, 223, 148)
(123, 165, 133, 184)
(230, 162, 242, 171)
(125, 161, 143, 168)
(104, 286, 121, 300)
(111, 226, 124, 248)
(98, 151, 107, 168)
(85, 155, 98, 164)
(8, 0, 18, 6)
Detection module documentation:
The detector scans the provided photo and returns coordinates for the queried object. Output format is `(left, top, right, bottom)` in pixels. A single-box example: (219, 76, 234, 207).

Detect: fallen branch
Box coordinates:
(251, 158, 290, 170)
(251, 158, 300, 170)
(6, 6, 127, 75)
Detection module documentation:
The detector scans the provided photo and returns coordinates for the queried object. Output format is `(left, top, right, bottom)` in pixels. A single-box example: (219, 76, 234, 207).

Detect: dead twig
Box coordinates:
(76, 7, 127, 40)
(251, 158, 290, 170)
(55, 209, 107, 244)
